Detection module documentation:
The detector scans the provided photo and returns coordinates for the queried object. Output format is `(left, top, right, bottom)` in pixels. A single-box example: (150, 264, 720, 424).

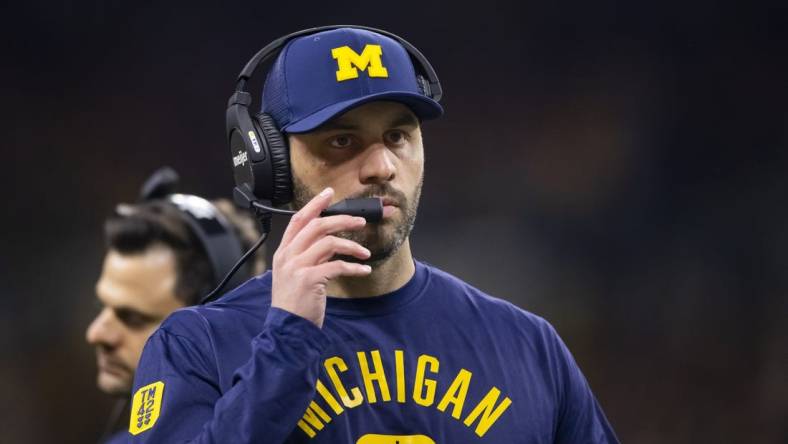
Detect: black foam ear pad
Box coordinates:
(254, 113, 292, 205)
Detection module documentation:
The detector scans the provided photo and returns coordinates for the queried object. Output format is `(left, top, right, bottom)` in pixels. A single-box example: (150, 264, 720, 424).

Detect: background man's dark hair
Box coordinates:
(103, 198, 266, 305)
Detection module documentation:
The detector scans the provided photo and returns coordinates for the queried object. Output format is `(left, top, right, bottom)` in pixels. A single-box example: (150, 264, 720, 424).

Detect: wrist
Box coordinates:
(269, 302, 324, 328)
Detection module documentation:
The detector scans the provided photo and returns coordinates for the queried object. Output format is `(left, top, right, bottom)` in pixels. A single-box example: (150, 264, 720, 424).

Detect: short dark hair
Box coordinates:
(104, 198, 266, 305)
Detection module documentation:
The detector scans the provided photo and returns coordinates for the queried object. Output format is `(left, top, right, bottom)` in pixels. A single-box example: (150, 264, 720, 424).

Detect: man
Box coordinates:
(86, 181, 266, 443)
(130, 28, 619, 443)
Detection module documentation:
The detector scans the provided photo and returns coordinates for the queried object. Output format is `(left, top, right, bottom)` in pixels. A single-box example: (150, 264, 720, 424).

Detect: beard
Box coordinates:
(95, 349, 135, 396)
(291, 174, 423, 265)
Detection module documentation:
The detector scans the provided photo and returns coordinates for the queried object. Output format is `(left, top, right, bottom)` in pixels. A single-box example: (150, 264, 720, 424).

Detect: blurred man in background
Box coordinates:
(85, 169, 266, 443)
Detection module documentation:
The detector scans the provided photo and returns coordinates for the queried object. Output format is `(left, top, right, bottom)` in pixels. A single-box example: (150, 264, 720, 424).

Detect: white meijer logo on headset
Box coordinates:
(233, 151, 248, 167)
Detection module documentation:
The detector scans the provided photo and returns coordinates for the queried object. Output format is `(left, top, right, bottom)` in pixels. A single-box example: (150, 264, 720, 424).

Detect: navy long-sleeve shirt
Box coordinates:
(128, 260, 618, 443)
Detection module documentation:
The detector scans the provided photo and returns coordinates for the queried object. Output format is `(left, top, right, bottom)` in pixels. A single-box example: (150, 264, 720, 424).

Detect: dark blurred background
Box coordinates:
(2, 1, 786, 442)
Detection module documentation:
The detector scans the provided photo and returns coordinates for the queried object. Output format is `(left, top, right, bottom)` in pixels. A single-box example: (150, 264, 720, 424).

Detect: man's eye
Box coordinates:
(329, 135, 354, 149)
(116, 310, 154, 330)
(385, 130, 407, 146)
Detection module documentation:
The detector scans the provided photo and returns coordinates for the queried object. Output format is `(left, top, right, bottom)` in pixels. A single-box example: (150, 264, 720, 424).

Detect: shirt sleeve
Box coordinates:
(102, 430, 128, 444)
(549, 324, 620, 444)
(128, 307, 330, 444)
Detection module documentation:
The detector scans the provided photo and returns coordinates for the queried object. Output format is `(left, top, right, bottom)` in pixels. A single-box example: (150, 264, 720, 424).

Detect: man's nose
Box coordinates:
(86, 308, 121, 347)
(359, 143, 396, 184)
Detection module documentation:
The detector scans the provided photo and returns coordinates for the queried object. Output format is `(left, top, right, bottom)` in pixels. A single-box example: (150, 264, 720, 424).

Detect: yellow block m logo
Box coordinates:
(331, 44, 389, 82)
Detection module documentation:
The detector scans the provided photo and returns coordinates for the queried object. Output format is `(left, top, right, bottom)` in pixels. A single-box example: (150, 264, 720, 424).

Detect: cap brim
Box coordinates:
(281, 91, 443, 134)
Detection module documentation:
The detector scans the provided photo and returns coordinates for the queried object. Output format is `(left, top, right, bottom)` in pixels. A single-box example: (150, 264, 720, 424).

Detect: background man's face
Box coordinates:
(288, 101, 425, 263)
(85, 244, 184, 395)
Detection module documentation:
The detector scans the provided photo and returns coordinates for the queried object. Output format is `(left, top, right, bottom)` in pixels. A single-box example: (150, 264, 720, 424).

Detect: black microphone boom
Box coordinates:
(234, 184, 383, 222)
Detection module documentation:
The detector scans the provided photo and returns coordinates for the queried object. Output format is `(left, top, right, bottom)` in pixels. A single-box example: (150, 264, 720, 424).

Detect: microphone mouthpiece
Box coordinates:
(321, 198, 383, 222)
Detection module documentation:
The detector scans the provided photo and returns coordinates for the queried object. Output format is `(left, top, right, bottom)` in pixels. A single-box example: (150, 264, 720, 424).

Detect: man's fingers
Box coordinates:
(297, 236, 371, 266)
(288, 215, 366, 256)
(280, 187, 334, 248)
(310, 260, 372, 281)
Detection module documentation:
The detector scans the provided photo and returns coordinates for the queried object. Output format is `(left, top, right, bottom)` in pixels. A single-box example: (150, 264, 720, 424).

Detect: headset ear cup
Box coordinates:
(254, 113, 292, 205)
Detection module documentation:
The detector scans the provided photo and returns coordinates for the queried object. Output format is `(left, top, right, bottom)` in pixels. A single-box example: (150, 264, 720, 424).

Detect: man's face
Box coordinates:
(86, 245, 184, 396)
(289, 101, 424, 263)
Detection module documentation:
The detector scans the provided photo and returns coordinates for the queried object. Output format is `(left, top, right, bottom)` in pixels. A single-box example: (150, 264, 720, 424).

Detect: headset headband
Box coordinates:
(232, 25, 442, 101)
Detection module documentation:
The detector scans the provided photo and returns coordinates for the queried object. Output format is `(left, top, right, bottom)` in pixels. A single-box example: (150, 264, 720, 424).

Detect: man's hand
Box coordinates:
(271, 187, 372, 328)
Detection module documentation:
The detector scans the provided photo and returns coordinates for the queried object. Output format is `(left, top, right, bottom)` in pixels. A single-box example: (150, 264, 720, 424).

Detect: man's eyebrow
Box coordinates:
(314, 120, 359, 133)
(388, 111, 419, 128)
(113, 305, 158, 319)
(312, 110, 419, 134)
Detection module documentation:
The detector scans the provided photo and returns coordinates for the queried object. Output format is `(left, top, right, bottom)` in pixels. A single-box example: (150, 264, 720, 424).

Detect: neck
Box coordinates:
(327, 239, 415, 298)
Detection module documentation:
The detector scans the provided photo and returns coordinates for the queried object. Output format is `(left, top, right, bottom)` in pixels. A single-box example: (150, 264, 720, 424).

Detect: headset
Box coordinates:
(138, 166, 251, 294)
(225, 25, 443, 212)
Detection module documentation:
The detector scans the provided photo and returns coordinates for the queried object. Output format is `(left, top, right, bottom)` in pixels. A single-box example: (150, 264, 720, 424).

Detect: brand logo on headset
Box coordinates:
(331, 44, 389, 82)
(233, 151, 248, 167)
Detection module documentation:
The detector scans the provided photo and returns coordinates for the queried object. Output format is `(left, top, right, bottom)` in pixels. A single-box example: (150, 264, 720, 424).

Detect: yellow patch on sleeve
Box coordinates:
(129, 381, 165, 435)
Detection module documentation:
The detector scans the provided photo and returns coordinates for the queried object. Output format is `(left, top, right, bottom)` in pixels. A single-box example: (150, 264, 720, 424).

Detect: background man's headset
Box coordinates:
(201, 25, 443, 304)
(138, 166, 251, 294)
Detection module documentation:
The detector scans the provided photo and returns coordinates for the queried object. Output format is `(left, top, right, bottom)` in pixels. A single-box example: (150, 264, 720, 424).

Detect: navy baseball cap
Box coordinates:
(261, 27, 443, 133)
